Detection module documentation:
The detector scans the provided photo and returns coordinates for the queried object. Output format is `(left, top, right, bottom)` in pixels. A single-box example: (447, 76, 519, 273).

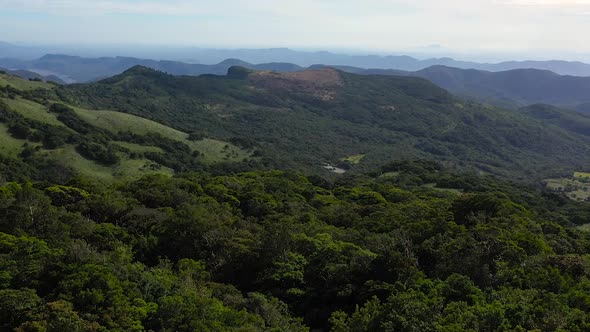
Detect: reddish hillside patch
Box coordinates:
(249, 68, 343, 101)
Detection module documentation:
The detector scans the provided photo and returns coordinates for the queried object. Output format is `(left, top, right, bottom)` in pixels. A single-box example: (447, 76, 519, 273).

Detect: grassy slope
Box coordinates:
(72, 107, 249, 163)
(0, 123, 29, 157)
(0, 73, 249, 180)
(2, 97, 65, 127)
(39, 146, 174, 180)
(0, 74, 54, 90)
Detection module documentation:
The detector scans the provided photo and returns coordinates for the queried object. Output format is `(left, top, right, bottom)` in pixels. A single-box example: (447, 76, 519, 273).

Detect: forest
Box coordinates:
(2, 68, 590, 331)
(3, 160, 590, 331)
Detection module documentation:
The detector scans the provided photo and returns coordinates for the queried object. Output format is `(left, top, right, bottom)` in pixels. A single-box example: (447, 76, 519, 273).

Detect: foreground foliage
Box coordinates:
(1, 161, 590, 331)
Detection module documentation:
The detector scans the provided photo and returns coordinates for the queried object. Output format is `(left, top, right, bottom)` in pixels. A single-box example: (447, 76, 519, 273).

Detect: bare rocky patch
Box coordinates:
(249, 68, 343, 101)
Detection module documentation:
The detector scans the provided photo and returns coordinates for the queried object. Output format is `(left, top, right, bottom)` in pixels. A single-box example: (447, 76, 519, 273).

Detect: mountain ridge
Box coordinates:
(3, 51, 590, 83)
(4, 53, 590, 114)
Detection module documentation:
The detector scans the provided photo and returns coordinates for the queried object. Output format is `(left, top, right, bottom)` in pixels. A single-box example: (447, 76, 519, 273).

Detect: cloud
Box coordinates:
(500, 0, 590, 5)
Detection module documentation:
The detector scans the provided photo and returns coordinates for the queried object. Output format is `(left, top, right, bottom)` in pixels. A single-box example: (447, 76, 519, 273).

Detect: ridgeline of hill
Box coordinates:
(332, 65, 590, 112)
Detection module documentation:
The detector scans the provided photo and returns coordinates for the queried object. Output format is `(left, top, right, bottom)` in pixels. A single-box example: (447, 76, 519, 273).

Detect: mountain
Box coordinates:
(403, 66, 590, 111)
(488, 60, 590, 76)
(4, 50, 590, 83)
(0, 54, 305, 83)
(50, 65, 590, 179)
(314, 65, 590, 112)
(0, 67, 65, 84)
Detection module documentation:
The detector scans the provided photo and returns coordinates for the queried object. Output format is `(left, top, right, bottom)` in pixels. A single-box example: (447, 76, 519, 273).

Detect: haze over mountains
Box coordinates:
(4, 41, 590, 79)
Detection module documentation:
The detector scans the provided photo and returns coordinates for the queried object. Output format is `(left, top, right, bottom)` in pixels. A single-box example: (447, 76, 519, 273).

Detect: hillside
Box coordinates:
(315, 65, 590, 111)
(55, 65, 590, 180)
(0, 72, 251, 181)
(405, 66, 590, 111)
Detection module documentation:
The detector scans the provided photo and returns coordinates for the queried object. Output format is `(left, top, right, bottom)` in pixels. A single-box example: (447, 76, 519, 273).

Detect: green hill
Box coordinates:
(58, 65, 590, 180)
(0, 72, 251, 181)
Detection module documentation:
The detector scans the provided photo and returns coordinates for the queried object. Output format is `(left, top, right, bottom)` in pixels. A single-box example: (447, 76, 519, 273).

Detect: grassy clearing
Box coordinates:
(72, 107, 250, 163)
(73, 108, 188, 138)
(340, 154, 365, 164)
(545, 174, 590, 202)
(574, 172, 590, 179)
(2, 97, 64, 127)
(194, 138, 250, 163)
(422, 183, 463, 194)
(113, 141, 163, 154)
(41, 146, 173, 180)
(0, 123, 29, 157)
(0, 74, 53, 90)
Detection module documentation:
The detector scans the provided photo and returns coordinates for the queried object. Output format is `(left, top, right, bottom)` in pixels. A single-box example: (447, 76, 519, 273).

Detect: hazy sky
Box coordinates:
(1, 0, 590, 54)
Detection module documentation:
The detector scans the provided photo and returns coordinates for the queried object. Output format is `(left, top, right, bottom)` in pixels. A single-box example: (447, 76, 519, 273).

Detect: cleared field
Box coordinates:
(0, 123, 29, 157)
(545, 175, 590, 202)
(574, 172, 590, 179)
(0, 74, 53, 90)
(41, 146, 174, 180)
(423, 183, 463, 194)
(2, 97, 64, 127)
(194, 138, 250, 163)
(340, 154, 365, 164)
(72, 107, 250, 163)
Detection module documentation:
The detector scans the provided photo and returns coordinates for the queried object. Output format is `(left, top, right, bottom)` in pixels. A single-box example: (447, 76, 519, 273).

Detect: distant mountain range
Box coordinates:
(2, 46, 590, 81)
(0, 54, 305, 83)
(2, 54, 590, 112)
(0, 66, 65, 84)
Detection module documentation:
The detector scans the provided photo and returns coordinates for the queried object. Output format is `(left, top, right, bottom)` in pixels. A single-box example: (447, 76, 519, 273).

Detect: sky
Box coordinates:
(1, 0, 590, 56)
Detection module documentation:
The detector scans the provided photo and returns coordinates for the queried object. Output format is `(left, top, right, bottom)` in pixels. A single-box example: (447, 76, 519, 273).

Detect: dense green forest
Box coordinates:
(3, 68, 590, 331)
(3, 161, 590, 331)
